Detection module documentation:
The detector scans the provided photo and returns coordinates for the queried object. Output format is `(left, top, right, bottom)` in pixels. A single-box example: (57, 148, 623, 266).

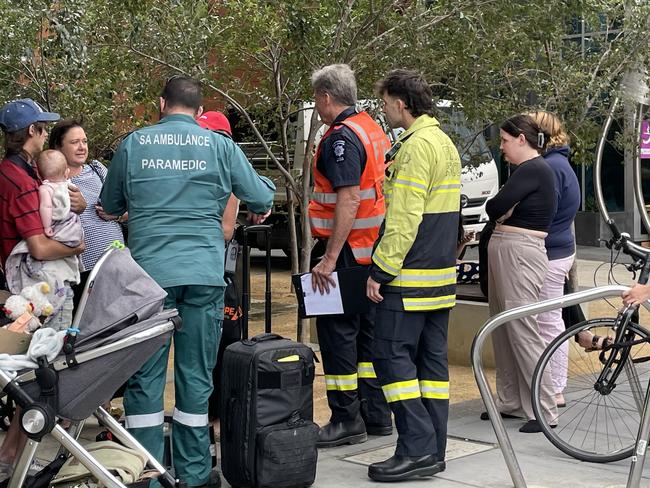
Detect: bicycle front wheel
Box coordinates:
(532, 318, 650, 463)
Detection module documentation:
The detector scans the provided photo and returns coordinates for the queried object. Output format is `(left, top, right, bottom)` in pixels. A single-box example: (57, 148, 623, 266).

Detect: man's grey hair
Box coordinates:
(311, 64, 357, 106)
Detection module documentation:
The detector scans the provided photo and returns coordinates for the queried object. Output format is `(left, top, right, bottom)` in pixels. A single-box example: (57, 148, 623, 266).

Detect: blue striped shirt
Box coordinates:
(70, 162, 124, 271)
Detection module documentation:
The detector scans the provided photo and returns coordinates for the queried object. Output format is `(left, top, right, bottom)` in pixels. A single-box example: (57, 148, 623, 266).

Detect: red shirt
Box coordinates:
(0, 156, 44, 267)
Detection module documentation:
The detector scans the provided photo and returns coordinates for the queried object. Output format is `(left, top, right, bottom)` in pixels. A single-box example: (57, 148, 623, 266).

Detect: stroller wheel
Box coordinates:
(0, 398, 14, 431)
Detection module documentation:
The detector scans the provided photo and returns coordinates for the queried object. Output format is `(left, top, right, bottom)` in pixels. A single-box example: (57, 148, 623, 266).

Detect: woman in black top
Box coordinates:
(483, 114, 558, 433)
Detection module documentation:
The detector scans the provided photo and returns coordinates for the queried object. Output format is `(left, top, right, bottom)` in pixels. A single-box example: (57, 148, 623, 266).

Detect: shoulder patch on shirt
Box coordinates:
(333, 140, 346, 163)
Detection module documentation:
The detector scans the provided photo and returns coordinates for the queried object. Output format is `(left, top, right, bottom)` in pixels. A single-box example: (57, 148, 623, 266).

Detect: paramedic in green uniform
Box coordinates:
(100, 76, 275, 488)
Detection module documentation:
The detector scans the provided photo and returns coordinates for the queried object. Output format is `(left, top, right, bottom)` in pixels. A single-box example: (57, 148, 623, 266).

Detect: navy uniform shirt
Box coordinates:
(316, 107, 367, 189)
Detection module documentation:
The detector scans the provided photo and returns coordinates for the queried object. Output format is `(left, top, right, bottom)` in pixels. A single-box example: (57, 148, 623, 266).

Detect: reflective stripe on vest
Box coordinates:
(357, 362, 377, 379)
(381, 379, 421, 403)
(125, 411, 165, 429)
(310, 214, 384, 231)
(389, 267, 457, 288)
(308, 111, 389, 265)
(419, 380, 450, 399)
(351, 246, 373, 261)
(402, 295, 456, 311)
(311, 187, 377, 204)
(393, 175, 428, 194)
(173, 407, 209, 427)
(343, 118, 387, 164)
(431, 180, 462, 193)
(372, 249, 400, 276)
(325, 373, 358, 391)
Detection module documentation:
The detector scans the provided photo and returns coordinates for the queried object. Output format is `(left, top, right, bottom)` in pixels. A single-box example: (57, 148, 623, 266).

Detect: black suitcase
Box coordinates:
(220, 225, 318, 488)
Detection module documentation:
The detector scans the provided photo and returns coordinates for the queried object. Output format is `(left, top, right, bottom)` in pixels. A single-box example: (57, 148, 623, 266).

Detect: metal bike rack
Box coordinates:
(594, 70, 650, 235)
(471, 284, 650, 488)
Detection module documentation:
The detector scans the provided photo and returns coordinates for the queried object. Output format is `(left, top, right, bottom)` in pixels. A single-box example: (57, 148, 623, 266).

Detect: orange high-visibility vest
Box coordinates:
(309, 111, 390, 264)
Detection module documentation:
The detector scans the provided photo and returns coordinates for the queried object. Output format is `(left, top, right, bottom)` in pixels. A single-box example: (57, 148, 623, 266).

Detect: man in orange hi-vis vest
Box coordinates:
(308, 64, 392, 448)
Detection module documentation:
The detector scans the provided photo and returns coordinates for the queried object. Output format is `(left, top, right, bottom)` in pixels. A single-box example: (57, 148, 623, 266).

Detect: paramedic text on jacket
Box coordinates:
(367, 69, 460, 483)
(100, 76, 275, 488)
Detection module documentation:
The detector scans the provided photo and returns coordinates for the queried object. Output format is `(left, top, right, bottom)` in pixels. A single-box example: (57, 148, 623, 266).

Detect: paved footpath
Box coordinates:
(3, 244, 650, 487)
(313, 398, 648, 488)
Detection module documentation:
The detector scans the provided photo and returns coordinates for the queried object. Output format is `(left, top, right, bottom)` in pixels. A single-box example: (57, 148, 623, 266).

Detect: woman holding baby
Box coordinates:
(49, 120, 126, 311)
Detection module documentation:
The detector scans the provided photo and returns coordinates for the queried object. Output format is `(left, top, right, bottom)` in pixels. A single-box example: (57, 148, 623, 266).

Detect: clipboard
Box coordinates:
(292, 266, 370, 318)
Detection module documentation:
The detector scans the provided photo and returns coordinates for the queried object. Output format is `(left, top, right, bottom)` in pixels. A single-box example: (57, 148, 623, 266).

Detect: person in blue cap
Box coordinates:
(0, 98, 86, 481)
(100, 76, 275, 488)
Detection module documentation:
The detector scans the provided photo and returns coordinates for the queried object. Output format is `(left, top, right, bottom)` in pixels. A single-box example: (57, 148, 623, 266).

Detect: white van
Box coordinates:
(434, 102, 498, 242)
(258, 101, 498, 254)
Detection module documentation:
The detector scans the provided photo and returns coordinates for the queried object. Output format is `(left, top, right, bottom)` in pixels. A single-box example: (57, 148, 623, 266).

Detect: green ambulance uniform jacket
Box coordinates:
(100, 114, 275, 312)
(369, 114, 461, 312)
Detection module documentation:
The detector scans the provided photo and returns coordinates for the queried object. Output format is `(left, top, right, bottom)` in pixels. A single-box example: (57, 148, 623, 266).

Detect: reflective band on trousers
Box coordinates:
(325, 373, 358, 391)
(403, 295, 456, 311)
(382, 379, 421, 403)
(125, 411, 165, 429)
(310, 214, 384, 231)
(173, 407, 209, 427)
(419, 380, 450, 399)
(357, 362, 377, 379)
(311, 188, 377, 204)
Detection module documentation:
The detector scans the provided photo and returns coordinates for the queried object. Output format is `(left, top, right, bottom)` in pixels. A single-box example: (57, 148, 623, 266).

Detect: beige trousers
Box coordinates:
(488, 230, 557, 423)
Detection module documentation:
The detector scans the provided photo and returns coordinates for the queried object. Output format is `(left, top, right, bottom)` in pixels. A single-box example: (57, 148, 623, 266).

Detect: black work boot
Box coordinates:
(360, 399, 393, 436)
(316, 414, 367, 448)
(368, 454, 445, 482)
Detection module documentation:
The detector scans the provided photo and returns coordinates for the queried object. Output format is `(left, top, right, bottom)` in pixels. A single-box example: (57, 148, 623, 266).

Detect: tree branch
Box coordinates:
(127, 43, 299, 195)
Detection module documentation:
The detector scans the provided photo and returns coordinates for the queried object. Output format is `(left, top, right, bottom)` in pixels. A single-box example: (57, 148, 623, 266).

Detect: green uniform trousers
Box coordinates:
(123, 285, 223, 487)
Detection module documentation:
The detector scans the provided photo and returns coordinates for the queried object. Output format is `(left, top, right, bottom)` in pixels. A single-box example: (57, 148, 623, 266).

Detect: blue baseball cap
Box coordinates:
(0, 98, 60, 133)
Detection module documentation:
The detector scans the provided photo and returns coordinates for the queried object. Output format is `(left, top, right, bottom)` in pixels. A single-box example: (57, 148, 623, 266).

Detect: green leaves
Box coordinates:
(0, 0, 646, 166)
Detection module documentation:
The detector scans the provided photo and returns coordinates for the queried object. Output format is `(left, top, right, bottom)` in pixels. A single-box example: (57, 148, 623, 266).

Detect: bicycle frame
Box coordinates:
(471, 284, 650, 488)
(594, 305, 640, 396)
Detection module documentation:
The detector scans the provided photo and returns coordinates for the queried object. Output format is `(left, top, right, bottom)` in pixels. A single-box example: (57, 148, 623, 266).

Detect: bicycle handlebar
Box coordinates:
(606, 219, 650, 284)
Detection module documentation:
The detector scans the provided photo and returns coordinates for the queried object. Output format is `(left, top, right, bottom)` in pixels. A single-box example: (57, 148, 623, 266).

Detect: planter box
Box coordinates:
(575, 211, 602, 247)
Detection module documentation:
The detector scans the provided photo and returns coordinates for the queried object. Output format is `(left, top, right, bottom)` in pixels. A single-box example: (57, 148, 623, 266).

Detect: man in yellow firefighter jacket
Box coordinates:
(366, 70, 461, 482)
(308, 64, 392, 447)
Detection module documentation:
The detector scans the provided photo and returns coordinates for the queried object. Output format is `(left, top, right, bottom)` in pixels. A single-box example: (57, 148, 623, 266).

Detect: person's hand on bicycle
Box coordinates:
(622, 282, 650, 306)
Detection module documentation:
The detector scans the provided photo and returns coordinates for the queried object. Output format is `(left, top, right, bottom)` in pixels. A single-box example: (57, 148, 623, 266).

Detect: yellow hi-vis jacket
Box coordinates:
(369, 114, 461, 312)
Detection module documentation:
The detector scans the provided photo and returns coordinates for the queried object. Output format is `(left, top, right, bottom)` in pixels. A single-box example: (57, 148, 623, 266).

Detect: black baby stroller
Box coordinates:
(0, 246, 184, 488)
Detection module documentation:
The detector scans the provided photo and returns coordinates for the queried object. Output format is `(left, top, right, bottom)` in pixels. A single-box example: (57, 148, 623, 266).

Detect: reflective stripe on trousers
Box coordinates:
(382, 379, 421, 403)
(173, 407, 209, 427)
(419, 380, 449, 399)
(125, 411, 165, 429)
(325, 373, 358, 391)
(357, 361, 377, 379)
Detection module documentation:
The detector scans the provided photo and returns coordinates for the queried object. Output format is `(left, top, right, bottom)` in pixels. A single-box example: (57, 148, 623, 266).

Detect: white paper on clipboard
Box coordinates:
(299, 272, 344, 315)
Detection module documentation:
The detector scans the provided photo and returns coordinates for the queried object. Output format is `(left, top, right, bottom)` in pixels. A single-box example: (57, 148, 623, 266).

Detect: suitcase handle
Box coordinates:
(240, 224, 272, 339)
(243, 332, 284, 345)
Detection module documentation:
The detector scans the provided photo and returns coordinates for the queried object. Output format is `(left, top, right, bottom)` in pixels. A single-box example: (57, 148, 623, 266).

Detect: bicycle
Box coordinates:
(531, 220, 650, 463)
